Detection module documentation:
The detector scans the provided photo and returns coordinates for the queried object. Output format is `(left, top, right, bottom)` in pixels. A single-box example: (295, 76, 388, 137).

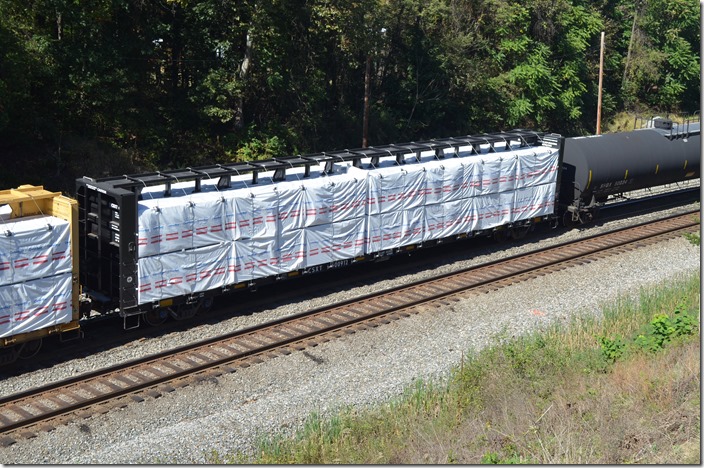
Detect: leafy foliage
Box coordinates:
(633, 304, 698, 352)
(599, 301, 699, 363)
(0, 0, 699, 192)
(683, 232, 700, 246)
(481, 450, 530, 464)
(598, 335, 626, 364)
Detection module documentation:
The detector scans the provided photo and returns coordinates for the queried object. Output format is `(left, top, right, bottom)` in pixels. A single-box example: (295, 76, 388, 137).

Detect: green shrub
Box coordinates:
(672, 302, 698, 336)
(635, 313, 677, 352)
(481, 451, 530, 464)
(597, 335, 626, 364)
(599, 301, 698, 360)
(235, 135, 287, 162)
(683, 232, 700, 246)
(634, 303, 698, 353)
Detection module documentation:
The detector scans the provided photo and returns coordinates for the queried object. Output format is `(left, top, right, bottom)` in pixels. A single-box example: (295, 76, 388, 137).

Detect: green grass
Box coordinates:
(208, 272, 700, 464)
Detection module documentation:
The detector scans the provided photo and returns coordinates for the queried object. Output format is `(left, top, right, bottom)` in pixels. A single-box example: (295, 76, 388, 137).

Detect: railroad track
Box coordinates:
(0, 210, 699, 446)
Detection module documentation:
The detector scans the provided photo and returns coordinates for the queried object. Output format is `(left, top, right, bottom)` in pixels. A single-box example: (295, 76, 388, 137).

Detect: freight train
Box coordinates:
(0, 117, 699, 364)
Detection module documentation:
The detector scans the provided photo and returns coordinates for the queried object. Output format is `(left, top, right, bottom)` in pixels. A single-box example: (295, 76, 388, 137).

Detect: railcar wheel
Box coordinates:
(143, 308, 169, 326)
(199, 297, 215, 314)
(562, 211, 579, 228)
(18, 339, 42, 360)
(168, 302, 200, 321)
(585, 206, 600, 223)
(0, 347, 18, 366)
(510, 226, 530, 240)
(492, 229, 510, 242)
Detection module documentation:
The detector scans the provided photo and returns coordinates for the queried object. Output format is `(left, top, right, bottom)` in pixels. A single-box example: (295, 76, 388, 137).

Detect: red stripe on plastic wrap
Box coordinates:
(14, 310, 31, 321)
(33, 255, 48, 265)
(52, 251, 67, 261)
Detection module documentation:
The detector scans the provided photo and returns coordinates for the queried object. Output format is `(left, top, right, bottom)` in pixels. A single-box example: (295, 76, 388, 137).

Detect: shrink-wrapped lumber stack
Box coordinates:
(135, 142, 559, 305)
(0, 186, 77, 340)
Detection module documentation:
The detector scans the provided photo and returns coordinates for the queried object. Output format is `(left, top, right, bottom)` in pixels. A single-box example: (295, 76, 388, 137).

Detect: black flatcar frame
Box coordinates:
(76, 130, 562, 321)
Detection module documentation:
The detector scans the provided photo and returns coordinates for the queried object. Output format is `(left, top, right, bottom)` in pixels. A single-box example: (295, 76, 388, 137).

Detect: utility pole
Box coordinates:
(596, 31, 605, 135)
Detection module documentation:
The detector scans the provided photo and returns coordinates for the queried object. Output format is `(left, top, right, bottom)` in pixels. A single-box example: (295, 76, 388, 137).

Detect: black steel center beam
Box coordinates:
(86, 129, 548, 193)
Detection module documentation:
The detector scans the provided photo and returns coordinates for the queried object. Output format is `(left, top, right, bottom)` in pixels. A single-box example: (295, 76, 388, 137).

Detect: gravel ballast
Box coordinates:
(0, 202, 700, 464)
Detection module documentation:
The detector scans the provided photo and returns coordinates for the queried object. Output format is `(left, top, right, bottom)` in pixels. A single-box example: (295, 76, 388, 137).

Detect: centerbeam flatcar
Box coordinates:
(75, 129, 561, 327)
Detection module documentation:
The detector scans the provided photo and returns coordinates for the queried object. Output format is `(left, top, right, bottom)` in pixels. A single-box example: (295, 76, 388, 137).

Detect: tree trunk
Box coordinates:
(56, 11, 62, 40)
(234, 31, 252, 130)
(362, 55, 371, 148)
(622, 3, 640, 90)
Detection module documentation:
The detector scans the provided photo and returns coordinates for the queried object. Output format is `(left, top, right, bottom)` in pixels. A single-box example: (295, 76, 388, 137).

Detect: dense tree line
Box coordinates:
(0, 0, 699, 192)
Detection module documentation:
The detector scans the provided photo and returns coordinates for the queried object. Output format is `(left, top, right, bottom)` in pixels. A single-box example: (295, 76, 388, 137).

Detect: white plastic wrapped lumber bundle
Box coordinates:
(510, 182, 557, 220)
(134, 141, 559, 305)
(0, 272, 72, 339)
(366, 162, 428, 251)
(302, 172, 367, 225)
(365, 143, 559, 247)
(425, 197, 475, 240)
(136, 242, 234, 304)
(135, 164, 366, 304)
(137, 191, 227, 257)
(304, 216, 366, 268)
(0, 215, 72, 286)
(424, 158, 473, 204)
(0, 214, 73, 338)
(367, 163, 428, 215)
(232, 230, 306, 283)
(299, 168, 367, 267)
(0, 185, 78, 343)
